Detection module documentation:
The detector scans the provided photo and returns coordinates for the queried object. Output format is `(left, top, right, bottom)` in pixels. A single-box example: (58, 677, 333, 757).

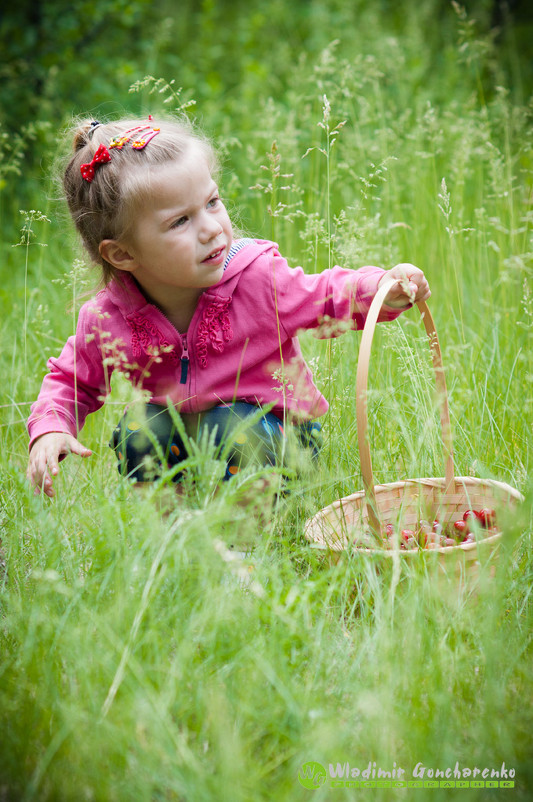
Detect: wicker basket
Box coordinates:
(304, 279, 523, 581)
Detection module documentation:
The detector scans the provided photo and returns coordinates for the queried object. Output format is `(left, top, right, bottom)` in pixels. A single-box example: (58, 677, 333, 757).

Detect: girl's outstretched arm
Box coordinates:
(27, 432, 92, 498)
(379, 263, 431, 307)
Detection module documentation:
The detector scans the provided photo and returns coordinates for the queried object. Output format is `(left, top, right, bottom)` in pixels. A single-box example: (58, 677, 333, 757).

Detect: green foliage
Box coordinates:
(0, 0, 153, 128)
(1, 1, 533, 799)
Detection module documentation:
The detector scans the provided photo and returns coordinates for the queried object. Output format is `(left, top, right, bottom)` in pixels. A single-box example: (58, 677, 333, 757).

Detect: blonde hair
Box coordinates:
(62, 115, 219, 285)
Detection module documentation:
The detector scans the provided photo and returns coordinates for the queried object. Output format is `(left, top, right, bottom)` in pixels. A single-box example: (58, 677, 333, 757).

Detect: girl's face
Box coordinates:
(114, 146, 233, 309)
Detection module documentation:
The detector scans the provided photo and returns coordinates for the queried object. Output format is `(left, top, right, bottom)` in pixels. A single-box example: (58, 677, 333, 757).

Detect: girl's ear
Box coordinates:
(99, 239, 137, 272)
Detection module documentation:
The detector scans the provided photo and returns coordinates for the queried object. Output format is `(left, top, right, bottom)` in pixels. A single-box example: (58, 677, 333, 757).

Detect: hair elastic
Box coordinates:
(88, 120, 101, 139)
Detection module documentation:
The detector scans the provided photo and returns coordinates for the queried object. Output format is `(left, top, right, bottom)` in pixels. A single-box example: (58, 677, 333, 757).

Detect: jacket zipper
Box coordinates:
(180, 335, 190, 384)
(150, 303, 196, 387)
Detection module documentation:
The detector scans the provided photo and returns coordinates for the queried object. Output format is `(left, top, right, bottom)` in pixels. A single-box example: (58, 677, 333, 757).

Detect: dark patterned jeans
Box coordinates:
(110, 401, 322, 483)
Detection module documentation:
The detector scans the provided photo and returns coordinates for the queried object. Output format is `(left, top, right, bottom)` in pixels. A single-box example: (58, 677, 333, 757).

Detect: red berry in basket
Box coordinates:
(432, 520, 443, 535)
(463, 509, 476, 523)
(399, 529, 416, 547)
(454, 520, 468, 538)
(385, 524, 395, 536)
(479, 508, 496, 528)
(443, 537, 457, 547)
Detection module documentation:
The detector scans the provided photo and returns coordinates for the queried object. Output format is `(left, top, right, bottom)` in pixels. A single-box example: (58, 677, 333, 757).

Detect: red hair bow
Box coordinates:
(80, 144, 112, 183)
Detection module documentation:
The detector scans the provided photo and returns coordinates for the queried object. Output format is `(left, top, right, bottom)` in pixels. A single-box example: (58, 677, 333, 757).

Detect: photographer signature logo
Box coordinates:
(298, 761, 327, 790)
(297, 759, 516, 790)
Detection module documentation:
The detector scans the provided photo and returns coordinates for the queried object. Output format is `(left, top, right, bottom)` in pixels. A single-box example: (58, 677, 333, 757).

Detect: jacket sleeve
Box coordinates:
(267, 250, 404, 339)
(27, 303, 113, 450)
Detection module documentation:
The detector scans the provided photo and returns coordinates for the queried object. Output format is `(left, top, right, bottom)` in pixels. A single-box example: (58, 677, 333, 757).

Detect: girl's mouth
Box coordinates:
(202, 247, 225, 265)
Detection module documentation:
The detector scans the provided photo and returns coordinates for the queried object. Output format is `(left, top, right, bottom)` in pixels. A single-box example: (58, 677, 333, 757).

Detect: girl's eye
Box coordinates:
(207, 196, 220, 208)
(172, 216, 188, 228)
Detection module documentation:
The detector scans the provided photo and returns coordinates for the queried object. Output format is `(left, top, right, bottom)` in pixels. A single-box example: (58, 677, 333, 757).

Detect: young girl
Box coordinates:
(27, 115, 430, 497)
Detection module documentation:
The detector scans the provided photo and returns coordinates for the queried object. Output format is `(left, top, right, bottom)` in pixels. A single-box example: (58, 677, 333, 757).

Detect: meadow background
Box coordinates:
(1, 0, 532, 799)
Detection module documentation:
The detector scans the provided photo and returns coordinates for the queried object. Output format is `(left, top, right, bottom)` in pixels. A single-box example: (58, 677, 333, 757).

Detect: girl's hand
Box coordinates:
(379, 263, 431, 308)
(27, 433, 92, 498)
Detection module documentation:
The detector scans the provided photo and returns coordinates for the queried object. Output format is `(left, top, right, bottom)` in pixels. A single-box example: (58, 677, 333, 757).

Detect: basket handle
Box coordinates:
(355, 278, 455, 534)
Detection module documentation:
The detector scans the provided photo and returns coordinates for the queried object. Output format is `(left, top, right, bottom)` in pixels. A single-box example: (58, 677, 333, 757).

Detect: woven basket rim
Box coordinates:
(308, 529, 503, 555)
(308, 476, 524, 514)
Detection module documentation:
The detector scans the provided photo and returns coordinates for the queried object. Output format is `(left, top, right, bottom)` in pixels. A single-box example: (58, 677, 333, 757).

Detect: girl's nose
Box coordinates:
(199, 211, 223, 242)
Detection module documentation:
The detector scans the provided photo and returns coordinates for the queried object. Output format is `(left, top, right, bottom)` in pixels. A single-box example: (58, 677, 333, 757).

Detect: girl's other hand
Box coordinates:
(379, 263, 431, 308)
(27, 433, 92, 498)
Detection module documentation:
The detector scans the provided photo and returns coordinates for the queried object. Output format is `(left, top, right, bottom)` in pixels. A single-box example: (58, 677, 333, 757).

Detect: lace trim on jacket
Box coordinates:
(196, 297, 233, 368)
(128, 314, 179, 364)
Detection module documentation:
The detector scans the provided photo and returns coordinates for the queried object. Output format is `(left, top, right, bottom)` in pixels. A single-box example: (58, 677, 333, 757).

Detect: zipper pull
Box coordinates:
(180, 335, 189, 384)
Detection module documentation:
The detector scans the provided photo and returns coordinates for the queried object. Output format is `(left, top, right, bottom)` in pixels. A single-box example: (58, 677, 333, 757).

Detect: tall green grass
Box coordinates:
(1, 3, 532, 800)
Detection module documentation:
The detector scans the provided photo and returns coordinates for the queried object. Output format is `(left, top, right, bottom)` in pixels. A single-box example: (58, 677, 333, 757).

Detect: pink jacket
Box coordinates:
(28, 239, 404, 448)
